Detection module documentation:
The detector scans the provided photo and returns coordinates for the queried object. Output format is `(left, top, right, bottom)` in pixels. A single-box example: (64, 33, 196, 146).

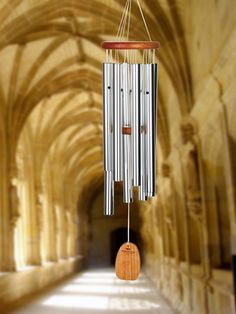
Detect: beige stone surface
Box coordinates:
(12, 268, 176, 314)
(0, 0, 235, 313)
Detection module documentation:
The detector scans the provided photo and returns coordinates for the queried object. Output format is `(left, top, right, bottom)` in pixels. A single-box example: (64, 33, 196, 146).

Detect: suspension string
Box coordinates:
(116, 0, 130, 40)
(117, 0, 152, 42)
(115, 50, 117, 63)
(132, 49, 135, 63)
(136, 0, 152, 41)
(127, 203, 130, 243)
(153, 49, 155, 64)
(110, 49, 113, 62)
(124, 49, 126, 63)
(119, 9, 127, 40)
(106, 49, 108, 63)
(120, 0, 131, 40)
(126, 0, 132, 41)
(119, 0, 130, 40)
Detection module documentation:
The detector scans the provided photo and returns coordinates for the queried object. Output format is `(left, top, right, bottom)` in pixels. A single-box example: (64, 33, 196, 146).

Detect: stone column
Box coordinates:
(24, 178, 42, 266)
(35, 184, 44, 265)
(71, 210, 79, 257)
(48, 201, 58, 262)
(180, 116, 210, 314)
(66, 210, 71, 258)
(57, 204, 68, 260)
(8, 174, 21, 271)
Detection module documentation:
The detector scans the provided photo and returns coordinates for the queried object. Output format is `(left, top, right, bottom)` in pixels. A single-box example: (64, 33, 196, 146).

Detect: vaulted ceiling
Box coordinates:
(0, 0, 234, 203)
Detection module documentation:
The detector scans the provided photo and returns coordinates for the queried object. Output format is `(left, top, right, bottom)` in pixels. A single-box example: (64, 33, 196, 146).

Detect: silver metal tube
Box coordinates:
(123, 134, 131, 203)
(122, 63, 132, 203)
(103, 63, 114, 215)
(146, 63, 157, 197)
(103, 63, 113, 172)
(152, 63, 158, 195)
(146, 64, 152, 197)
(139, 64, 147, 201)
(123, 63, 129, 125)
(104, 171, 114, 215)
(131, 64, 141, 187)
(113, 64, 123, 181)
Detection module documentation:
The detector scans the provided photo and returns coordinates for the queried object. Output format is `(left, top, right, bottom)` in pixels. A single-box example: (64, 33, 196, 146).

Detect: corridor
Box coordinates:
(0, 0, 235, 313)
(13, 269, 175, 314)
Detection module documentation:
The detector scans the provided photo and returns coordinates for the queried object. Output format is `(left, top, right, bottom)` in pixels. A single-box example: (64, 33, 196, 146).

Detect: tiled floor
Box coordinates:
(13, 268, 175, 314)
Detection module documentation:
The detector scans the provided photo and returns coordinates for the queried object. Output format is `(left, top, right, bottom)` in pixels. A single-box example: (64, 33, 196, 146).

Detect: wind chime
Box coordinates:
(102, 0, 159, 280)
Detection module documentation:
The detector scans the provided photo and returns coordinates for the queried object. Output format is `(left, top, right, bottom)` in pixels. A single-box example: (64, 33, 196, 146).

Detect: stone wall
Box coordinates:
(0, 257, 84, 312)
(139, 2, 236, 312)
(0, 1, 235, 312)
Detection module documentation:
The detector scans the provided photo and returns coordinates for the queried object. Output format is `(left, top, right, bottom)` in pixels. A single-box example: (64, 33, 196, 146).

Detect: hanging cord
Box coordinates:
(126, 0, 132, 40)
(127, 203, 130, 243)
(153, 49, 156, 63)
(116, 0, 152, 42)
(116, 0, 129, 40)
(120, 0, 132, 40)
(136, 0, 152, 41)
(106, 49, 108, 62)
(116, 0, 131, 40)
(119, 4, 128, 40)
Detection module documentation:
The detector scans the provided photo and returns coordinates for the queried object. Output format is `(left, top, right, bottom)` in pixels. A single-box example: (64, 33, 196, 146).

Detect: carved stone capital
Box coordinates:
(188, 203, 202, 223)
(37, 194, 44, 231)
(165, 202, 174, 226)
(162, 162, 171, 178)
(35, 182, 44, 231)
(10, 178, 21, 225)
(180, 116, 198, 145)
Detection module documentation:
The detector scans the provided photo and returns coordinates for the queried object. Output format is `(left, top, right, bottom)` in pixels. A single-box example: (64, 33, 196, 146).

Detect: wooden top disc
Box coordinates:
(101, 41, 160, 50)
(115, 242, 141, 281)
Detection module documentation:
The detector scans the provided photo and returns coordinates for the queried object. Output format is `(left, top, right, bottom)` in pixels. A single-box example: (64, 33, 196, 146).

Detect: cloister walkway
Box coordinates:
(12, 268, 176, 314)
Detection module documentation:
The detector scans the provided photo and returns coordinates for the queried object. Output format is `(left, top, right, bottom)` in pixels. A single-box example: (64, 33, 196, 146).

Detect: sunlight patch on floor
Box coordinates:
(43, 294, 161, 311)
(61, 283, 151, 294)
(13, 268, 175, 314)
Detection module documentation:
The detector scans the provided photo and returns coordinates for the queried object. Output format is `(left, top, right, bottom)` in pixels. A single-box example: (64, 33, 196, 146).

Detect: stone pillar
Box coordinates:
(56, 204, 68, 260)
(47, 201, 58, 262)
(8, 174, 21, 271)
(66, 210, 71, 258)
(71, 210, 79, 257)
(35, 184, 44, 265)
(40, 174, 57, 262)
(24, 178, 42, 266)
(180, 116, 210, 314)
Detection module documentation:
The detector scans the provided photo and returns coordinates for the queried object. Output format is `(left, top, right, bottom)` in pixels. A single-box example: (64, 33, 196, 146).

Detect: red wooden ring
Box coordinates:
(101, 41, 160, 50)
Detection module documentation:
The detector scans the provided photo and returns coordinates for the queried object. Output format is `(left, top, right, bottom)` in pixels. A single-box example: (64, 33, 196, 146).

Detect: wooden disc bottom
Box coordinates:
(115, 242, 141, 281)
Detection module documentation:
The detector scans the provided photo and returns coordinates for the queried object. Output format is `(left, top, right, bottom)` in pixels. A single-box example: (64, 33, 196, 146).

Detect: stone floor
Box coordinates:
(12, 268, 176, 314)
